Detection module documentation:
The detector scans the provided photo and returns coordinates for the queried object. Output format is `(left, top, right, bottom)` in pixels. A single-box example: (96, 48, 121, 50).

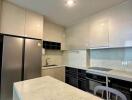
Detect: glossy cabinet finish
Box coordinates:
(25, 10, 43, 39)
(108, 77, 132, 100)
(66, 26, 89, 49)
(109, 1, 132, 47)
(0, 0, 2, 30)
(89, 18, 109, 48)
(0, 1, 43, 39)
(66, 1, 132, 49)
(44, 20, 66, 50)
(1, 1, 25, 36)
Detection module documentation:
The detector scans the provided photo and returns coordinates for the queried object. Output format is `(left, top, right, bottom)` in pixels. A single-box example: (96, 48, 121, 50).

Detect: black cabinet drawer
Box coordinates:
(66, 76, 78, 88)
(78, 69, 86, 78)
(108, 77, 132, 100)
(86, 73, 106, 82)
(66, 67, 78, 76)
(78, 78, 89, 91)
(108, 77, 132, 88)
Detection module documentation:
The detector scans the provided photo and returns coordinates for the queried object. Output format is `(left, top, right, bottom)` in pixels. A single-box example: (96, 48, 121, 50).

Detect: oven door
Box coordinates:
(87, 79, 106, 93)
(86, 73, 106, 94)
(108, 77, 132, 100)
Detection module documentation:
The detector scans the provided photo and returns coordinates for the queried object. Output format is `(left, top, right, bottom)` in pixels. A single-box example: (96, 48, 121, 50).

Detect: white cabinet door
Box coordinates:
(25, 10, 43, 39)
(0, 0, 2, 29)
(66, 25, 89, 49)
(109, 1, 132, 47)
(89, 18, 109, 48)
(0, 1, 25, 36)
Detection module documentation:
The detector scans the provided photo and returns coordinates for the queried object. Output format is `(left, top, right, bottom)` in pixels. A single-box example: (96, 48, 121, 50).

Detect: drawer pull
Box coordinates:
(130, 88, 132, 92)
(108, 80, 111, 83)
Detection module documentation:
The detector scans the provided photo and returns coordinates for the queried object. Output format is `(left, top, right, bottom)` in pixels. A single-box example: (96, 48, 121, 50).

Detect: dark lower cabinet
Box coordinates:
(66, 75, 78, 88)
(108, 77, 132, 100)
(78, 78, 89, 91)
(65, 67, 88, 91)
(65, 67, 78, 88)
(65, 67, 132, 100)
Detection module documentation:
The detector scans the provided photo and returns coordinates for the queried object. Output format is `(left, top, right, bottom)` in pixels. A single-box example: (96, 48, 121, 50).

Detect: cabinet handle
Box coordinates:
(85, 77, 106, 84)
(130, 88, 132, 92)
(108, 80, 111, 83)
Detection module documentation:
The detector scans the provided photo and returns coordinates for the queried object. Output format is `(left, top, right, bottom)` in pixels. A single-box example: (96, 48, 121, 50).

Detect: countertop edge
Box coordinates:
(42, 65, 66, 70)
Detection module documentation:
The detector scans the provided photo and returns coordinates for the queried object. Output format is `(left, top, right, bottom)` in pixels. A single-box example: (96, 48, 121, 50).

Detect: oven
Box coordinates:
(108, 77, 132, 100)
(86, 72, 107, 94)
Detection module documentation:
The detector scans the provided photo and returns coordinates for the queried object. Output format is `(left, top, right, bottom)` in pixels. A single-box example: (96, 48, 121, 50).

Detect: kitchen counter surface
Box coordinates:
(42, 65, 65, 70)
(86, 68, 132, 82)
(41, 65, 132, 82)
(108, 70, 132, 82)
(13, 76, 102, 100)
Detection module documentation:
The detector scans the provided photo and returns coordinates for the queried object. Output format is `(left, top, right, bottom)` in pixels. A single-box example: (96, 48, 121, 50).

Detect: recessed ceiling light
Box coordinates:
(65, 0, 76, 7)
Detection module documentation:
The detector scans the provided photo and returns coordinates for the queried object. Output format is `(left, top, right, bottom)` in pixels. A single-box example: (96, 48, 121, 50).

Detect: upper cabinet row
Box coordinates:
(0, 1, 43, 39)
(0, 0, 2, 27)
(66, 1, 132, 49)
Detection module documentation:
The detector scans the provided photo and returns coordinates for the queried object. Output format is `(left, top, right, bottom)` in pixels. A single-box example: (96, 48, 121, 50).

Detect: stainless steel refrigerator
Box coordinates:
(0, 34, 42, 100)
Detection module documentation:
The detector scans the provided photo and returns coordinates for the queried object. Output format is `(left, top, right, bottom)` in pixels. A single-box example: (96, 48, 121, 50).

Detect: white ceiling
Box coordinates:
(7, 0, 126, 27)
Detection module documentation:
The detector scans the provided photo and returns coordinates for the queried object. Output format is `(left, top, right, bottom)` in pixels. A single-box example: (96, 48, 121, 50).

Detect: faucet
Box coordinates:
(45, 58, 50, 66)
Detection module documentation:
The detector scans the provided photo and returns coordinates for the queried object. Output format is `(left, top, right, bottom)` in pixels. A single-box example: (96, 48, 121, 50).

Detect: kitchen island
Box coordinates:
(13, 76, 102, 100)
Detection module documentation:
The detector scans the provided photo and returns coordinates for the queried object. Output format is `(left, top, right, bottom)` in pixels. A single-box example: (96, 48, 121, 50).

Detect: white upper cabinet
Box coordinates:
(66, 23, 90, 50)
(25, 10, 43, 39)
(0, 0, 2, 27)
(109, 1, 132, 47)
(66, 11, 109, 49)
(0, 1, 43, 39)
(44, 20, 66, 50)
(0, 1, 25, 36)
(66, 1, 132, 49)
(89, 18, 109, 48)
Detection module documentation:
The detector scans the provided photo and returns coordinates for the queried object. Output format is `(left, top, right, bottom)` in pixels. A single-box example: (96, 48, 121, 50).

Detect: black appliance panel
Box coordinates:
(43, 41, 61, 50)
(108, 77, 132, 100)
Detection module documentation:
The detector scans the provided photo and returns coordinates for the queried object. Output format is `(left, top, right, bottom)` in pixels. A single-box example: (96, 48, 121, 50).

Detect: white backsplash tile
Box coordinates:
(90, 48, 132, 72)
(42, 50, 63, 66)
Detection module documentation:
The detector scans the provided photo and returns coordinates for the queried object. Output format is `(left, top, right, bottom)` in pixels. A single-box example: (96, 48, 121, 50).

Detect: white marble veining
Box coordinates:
(13, 76, 102, 100)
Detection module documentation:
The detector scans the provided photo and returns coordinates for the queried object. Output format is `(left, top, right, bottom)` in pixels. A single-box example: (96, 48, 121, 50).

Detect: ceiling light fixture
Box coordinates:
(65, 0, 76, 7)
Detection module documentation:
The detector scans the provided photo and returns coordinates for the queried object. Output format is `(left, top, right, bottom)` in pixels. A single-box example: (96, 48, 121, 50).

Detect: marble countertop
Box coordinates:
(13, 76, 102, 100)
(41, 65, 132, 82)
(86, 68, 132, 82)
(108, 70, 132, 82)
(42, 65, 65, 70)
